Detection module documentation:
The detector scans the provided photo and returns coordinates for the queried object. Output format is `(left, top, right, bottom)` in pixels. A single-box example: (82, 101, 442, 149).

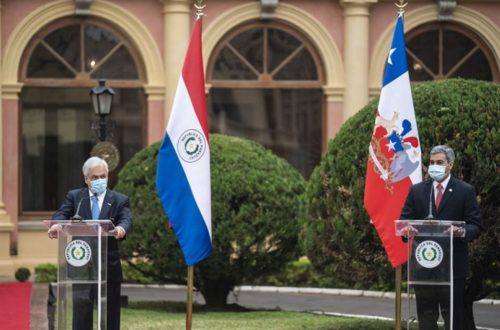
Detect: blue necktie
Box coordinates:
(91, 195, 100, 220)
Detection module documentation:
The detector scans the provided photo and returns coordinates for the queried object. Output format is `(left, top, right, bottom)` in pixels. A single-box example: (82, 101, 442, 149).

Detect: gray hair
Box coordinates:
(82, 157, 109, 177)
(430, 145, 455, 163)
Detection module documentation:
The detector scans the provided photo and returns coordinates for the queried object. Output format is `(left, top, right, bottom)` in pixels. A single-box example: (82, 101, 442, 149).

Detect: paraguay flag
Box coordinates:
(156, 19, 212, 266)
(364, 14, 422, 268)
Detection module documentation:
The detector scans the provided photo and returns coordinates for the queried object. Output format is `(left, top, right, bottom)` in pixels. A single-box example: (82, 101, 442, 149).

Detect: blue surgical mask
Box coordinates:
(428, 165, 447, 182)
(90, 178, 107, 195)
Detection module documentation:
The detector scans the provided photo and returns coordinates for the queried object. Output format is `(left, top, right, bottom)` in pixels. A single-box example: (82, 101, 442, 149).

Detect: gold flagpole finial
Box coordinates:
(395, 0, 408, 15)
(194, 0, 206, 20)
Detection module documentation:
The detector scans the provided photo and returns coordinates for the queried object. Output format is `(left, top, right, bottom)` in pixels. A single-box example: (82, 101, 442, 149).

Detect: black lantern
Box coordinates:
(90, 80, 115, 141)
(90, 79, 114, 116)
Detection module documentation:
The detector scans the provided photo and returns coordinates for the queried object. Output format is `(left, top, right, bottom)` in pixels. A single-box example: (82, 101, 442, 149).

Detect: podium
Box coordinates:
(395, 220, 465, 329)
(45, 220, 115, 330)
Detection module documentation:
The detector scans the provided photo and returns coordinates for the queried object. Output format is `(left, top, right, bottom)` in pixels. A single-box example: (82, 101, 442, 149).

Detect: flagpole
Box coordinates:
(395, 0, 408, 15)
(185, 4, 205, 330)
(394, 2, 407, 330)
(157, 1, 210, 329)
(186, 265, 194, 330)
(194, 0, 206, 20)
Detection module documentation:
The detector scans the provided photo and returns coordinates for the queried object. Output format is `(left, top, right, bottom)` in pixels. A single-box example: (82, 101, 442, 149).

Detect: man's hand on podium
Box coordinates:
(110, 226, 126, 240)
(47, 224, 63, 239)
(400, 225, 418, 238)
(445, 225, 466, 237)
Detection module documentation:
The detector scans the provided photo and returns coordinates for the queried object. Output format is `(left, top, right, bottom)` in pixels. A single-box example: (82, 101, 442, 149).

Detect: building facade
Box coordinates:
(0, 0, 498, 276)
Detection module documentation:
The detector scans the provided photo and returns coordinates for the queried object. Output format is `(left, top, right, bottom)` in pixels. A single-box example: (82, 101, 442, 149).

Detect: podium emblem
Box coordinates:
(65, 240, 92, 267)
(415, 240, 443, 268)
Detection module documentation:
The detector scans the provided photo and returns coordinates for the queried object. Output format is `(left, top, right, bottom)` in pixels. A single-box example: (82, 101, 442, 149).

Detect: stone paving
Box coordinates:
(30, 283, 49, 330)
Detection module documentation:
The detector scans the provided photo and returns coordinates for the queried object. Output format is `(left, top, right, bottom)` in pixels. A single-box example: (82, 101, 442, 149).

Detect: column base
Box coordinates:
(0, 216, 14, 277)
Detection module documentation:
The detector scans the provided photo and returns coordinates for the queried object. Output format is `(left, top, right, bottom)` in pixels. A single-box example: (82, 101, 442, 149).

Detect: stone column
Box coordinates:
(161, 0, 192, 124)
(340, 0, 377, 120)
(0, 0, 14, 274)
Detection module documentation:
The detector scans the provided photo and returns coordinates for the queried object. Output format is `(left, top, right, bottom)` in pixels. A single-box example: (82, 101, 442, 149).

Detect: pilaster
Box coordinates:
(161, 0, 192, 124)
(340, 0, 377, 119)
(0, 0, 15, 274)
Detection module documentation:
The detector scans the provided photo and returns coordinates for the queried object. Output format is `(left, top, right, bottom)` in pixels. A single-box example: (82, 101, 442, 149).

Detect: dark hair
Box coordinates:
(430, 145, 455, 163)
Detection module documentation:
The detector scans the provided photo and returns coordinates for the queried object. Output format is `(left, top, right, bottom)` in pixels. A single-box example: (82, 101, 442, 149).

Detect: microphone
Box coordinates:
(71, 196, 90, 221)
(424, 181, 435, 220)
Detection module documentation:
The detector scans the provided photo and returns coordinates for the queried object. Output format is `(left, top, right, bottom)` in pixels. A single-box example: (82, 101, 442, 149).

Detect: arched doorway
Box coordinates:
(20, 18, 146, 213)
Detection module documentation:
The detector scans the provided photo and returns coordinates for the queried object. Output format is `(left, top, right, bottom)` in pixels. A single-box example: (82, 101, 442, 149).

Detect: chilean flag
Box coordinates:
(364, 14, 422, 268)
(156, 19, 212, 266)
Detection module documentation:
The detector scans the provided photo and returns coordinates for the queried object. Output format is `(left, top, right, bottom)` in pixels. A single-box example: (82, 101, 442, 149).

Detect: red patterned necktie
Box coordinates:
(436, 183, 443, 209)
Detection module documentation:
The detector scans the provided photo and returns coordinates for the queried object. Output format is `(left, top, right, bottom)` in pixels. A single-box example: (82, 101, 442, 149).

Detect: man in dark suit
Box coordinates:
(48, 156, 132, 330)
(400, 145, 481, 330)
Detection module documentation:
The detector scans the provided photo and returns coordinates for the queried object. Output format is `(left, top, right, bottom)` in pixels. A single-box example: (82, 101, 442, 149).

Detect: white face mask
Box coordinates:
(428, 164, 447, 182)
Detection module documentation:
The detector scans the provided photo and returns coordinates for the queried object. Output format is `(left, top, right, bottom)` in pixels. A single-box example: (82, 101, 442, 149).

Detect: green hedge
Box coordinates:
(34, 263, 57, 283)
(115, 133, 305, 306)
(301, 79, 500, 295)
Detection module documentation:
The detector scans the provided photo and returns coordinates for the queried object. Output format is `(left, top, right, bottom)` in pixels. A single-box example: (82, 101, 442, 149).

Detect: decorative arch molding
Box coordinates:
(369, 5, 500, 96)
(203, 2, 344, 101)
(2, 0, 164, 99)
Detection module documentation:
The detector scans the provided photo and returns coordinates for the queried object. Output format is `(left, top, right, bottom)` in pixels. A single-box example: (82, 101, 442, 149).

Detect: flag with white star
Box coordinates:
(364, 14, 422, 268)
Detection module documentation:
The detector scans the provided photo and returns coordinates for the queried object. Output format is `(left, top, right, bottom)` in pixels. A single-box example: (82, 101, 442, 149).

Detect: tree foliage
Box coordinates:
(115, 134, 305, 306)
(301, 79, 500, 296)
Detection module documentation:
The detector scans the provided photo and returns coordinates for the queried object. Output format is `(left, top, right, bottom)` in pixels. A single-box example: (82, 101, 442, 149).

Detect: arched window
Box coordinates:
(406, 23, 498, 81)
(207, 23, 324, 178)
(21, 18, 146, 213)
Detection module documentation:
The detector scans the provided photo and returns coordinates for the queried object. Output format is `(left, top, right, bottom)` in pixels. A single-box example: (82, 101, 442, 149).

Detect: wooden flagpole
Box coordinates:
(394, 2, 407, 329)
(186, 265, 194, 330)
(185, 2, 205, 330)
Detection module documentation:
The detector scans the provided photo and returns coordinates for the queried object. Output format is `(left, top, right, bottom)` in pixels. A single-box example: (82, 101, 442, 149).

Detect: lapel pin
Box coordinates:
(449, 189, 453, 192)
(107, 202, 112, 206)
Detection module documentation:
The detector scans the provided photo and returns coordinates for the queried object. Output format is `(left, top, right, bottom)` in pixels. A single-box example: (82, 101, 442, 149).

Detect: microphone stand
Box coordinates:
(71, 196, 90, 222)
(424, 182, 435, 221)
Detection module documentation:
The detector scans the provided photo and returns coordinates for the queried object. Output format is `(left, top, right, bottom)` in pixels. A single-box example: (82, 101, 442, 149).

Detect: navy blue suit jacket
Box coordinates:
(53, 188, 133, 282)
(400, 177, 481, 278)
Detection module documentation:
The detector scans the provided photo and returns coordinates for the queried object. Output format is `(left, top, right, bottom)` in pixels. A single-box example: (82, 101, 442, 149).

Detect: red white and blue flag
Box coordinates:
(364, 14, 422, 268)
(156, 19, 212, 266)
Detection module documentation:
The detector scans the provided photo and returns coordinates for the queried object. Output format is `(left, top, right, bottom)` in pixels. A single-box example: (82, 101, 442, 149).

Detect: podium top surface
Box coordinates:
(395, 219, 465, 238)
(44, 220, 116, 237)
(396, 219, 465, 226)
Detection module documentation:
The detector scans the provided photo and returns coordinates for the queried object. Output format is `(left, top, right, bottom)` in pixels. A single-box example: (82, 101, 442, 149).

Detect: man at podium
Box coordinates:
(48, 156, 133, 330)
(400, 145, 481, 330)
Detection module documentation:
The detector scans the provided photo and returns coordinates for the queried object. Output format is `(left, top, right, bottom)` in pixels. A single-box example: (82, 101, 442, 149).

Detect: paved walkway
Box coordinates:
(31, 283, 49, 330)
(30, 283, 500, 330)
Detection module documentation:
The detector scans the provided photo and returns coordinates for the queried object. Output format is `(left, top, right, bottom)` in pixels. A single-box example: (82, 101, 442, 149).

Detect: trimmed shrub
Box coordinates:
(121, 262, 154, 284)
(34, 263, 57, 283)
(115, 134, 305, 306)
(253, 256, 329, 287)
(301, 79, 500, 297)
(15, 267, 31, 282)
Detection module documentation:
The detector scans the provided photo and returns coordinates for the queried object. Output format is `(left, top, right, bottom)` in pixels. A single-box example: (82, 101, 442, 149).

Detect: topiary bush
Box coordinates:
(15, 267, 31, 282)
(301, 79, 500, 303)
(34, 263, 57, 283)
(115, 133, 305, 306)
(253, 256, 329, 287)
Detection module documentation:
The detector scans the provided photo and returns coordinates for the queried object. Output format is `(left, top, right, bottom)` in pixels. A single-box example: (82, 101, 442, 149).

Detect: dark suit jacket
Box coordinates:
(400, 177, 481, 278)
(53, 187, 133, 282)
